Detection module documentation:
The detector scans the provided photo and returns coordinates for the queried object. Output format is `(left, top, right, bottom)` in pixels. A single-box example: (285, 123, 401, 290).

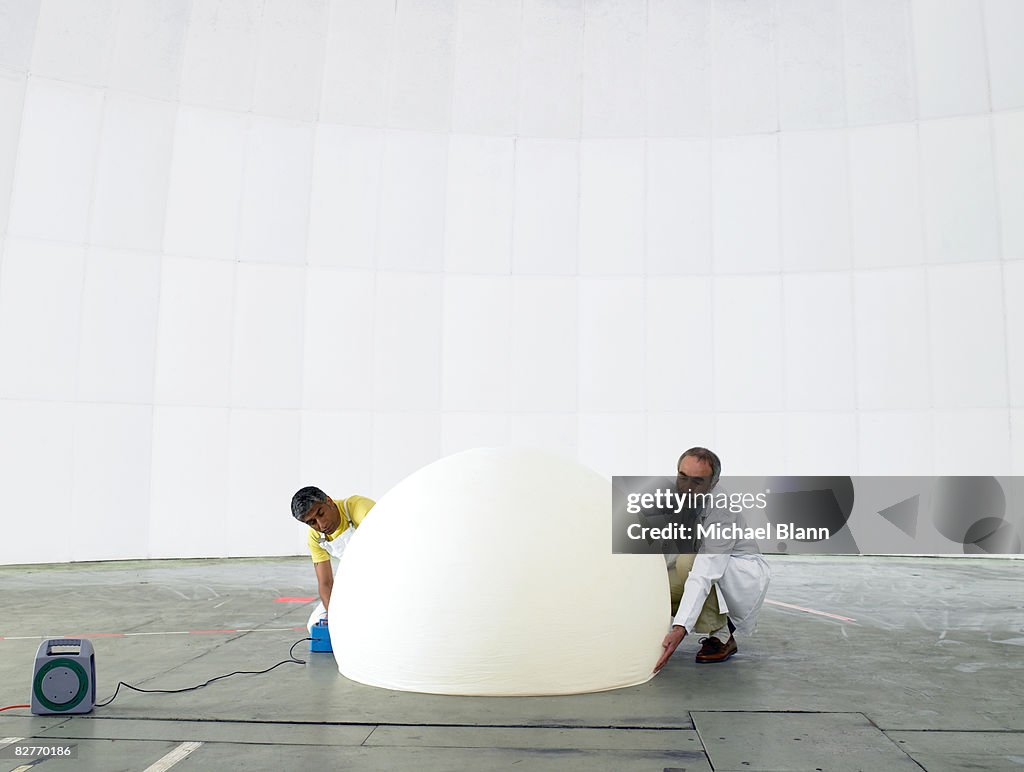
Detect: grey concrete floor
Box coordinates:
(0, 555, 1022, 771)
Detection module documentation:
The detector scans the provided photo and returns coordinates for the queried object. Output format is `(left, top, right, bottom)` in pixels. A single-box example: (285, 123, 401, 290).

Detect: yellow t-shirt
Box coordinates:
(307, 495, 375, 564)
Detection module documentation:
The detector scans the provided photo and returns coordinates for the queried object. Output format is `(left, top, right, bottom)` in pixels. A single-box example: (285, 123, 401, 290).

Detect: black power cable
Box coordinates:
(96, 637, 312, 708)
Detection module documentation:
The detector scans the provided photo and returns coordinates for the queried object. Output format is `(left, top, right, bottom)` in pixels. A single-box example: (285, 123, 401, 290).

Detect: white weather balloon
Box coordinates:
(329, 447, 668, 696)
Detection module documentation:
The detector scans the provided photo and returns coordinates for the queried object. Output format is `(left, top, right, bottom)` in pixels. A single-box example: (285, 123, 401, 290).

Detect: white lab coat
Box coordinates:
(671, 499, 771, 636)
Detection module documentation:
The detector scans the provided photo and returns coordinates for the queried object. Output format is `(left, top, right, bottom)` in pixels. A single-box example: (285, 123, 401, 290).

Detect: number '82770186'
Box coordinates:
(2, 744, 77, 758)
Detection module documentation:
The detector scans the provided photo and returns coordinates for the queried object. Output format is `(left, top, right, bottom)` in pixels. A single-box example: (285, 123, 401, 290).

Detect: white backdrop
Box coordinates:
(0, 0, 1021, 564)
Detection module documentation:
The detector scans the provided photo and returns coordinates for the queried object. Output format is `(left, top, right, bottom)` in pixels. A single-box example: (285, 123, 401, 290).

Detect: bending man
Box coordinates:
(655, 447, 771, 670)
(290, 486, 375, 632)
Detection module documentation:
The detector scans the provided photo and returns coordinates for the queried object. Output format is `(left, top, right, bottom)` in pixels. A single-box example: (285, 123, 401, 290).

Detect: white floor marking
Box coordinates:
(1, 627, 304, 642)
(142, 741, 203, 771)
(765, 598, 857, 623)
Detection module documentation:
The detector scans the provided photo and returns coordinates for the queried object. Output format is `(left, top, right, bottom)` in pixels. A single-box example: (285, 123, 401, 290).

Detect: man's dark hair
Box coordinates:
(677, 447, 722, 485)
(291, 486, 330, 520)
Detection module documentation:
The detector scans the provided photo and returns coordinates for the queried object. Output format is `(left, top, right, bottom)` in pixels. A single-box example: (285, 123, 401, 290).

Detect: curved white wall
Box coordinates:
(0, 0, 1021, 564)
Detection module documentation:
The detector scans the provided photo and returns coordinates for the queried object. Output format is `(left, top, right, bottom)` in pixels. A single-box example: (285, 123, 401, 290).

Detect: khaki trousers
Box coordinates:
(668, 553, 730, 634)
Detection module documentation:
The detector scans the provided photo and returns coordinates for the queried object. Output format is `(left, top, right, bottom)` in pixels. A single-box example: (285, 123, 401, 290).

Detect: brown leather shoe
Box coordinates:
(695, 635, 737, 663)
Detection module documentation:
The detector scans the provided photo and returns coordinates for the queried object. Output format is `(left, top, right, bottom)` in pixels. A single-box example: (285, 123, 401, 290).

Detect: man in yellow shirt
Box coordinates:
(290, 486, 375, 631)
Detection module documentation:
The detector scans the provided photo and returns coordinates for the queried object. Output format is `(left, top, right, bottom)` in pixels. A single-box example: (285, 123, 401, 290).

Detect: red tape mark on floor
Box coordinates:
(274, 597, 316, 603)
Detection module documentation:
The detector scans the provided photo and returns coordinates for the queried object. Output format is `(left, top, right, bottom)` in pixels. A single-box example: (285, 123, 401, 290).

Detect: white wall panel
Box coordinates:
(985, 0, 1024, 110)
(372, 272, 442, 410)
(510, 277, 577, 412)
(578, 413, 647, 478)
(307, 125, 383, 269)
(149, 406, 230, 558)
(512, 138, 578, 275)
(784, 412, 857, 474)
(253, 0, 328, 121)
(711, 0, 776, 136)
(71, 404, 153, 561)
(783, 273, 856, 411)
(371, 411, 440, 496)
(0, 401, 74, 565)
(646, 139, 711, 275)
(713, 276, 784, 411)
(578, 278, 645, 412)
(932, 409, 1012, 475)
(518, 0, 583, 138)
(320, 0, 394, 126)
(849, 123, 924, 269)
(442, 276, 511, 411)
(854, 268, 930, 410)
(230, 263, 306, 409)
(777, 0, 844, 131)
(646, 0, 710, 138)
(90, 93, 176, 251)
(376, 130, 448, 271)
(858, 411, 933, 475)
(153, 257, 235, 406)
(920, 117, 999, 264)
(444, 135, 514, 274)
(179, 0, 261, 112)
(302, 268, 375, 410)
(451, 0, 521, 135)
(647, 413, 716, 474)
(77, 249, 161, 404)
(163, 106, 247, 260)
(780, 130, 851, 271)
(579, 139, 645, 275)
(843, 0, 915, 126)
(238, 118, 314, 265)
(0, 72, 26, 238)
(0, 239, 85, 401)
(1013, 410, 1024, 474)
(1006, 261, 1024, 407)
(227, 409, 302, 556)
(715, 412, 787, 476)
(8, 79, 102, 243)
(300, 410, 374, 497)
(911, 0, 989, 119)
(993, 112, 1024, 261)
(29, 0, 117, 86)
(441, 412, 511, 456)
(927, 264, 1007, 409)
(582, 0, 645, 138)
(712, 135, 779, 273)
(0, 0, 41, 71)
(387, 0, 456, 132)
(506, 413, 578, 459)
(645, 277, 713, 412)
(108, 0, 190, 101)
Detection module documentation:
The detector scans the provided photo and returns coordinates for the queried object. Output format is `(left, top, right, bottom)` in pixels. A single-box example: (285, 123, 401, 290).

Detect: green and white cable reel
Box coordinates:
(30, 639, 96, 715)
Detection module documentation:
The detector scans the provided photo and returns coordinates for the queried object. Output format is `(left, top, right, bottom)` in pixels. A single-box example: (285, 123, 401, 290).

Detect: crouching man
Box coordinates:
(655, 447, 771, 671)
(290, 486, 375, 632)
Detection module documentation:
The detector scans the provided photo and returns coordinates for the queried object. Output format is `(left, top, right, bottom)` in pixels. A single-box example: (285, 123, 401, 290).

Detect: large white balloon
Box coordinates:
(330, 447, 668, 695)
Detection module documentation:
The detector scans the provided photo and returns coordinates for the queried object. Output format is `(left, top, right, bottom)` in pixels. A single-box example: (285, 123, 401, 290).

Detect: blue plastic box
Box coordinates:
(310, 619, 332, 652)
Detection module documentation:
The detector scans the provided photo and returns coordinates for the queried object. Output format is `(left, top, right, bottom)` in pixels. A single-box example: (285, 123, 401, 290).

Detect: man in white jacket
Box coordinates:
(654, 447, 771, 671)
